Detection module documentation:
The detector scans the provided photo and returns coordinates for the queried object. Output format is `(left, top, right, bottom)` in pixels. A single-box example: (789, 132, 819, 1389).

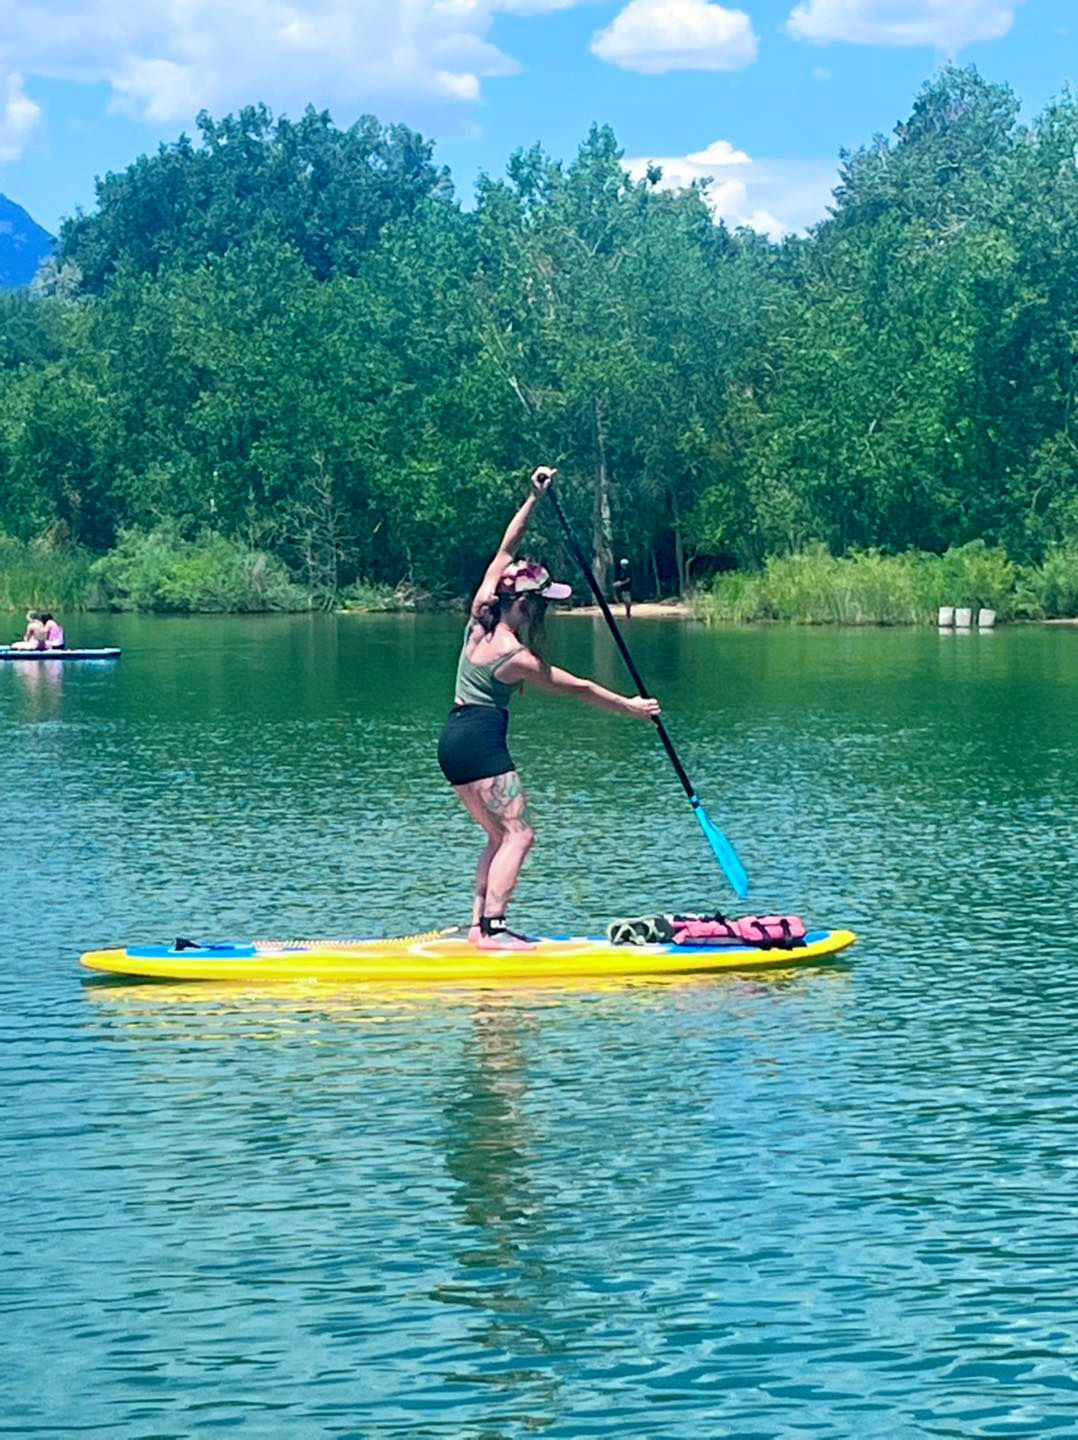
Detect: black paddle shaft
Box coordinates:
(547, 486, 699, 804)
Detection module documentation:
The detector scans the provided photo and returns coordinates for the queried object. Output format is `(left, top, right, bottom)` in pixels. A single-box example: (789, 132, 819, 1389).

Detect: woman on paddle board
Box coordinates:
(438, 467, 660, 951)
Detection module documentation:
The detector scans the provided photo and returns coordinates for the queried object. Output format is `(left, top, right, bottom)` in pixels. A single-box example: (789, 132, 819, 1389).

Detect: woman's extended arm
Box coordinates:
(471, 467, 556, 612)
(502, 651, 660, 721)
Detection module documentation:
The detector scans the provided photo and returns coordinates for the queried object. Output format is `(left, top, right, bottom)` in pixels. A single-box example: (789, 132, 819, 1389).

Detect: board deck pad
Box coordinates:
(81, 928, 857, 983)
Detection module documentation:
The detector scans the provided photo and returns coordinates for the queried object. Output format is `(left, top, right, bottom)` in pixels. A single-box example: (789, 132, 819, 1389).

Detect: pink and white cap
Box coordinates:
(496, 560, 572, 601)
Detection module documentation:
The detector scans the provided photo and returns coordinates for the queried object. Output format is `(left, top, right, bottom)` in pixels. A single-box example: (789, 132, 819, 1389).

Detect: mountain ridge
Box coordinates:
(0, 194, 54, 288)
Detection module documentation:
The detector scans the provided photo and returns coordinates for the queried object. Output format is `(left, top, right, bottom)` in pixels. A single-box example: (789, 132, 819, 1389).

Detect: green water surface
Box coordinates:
(2, 614, 1076, 1438)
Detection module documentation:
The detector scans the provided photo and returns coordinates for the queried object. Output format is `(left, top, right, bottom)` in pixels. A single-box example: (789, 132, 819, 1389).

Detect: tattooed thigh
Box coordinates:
(478, 771, 530, 831)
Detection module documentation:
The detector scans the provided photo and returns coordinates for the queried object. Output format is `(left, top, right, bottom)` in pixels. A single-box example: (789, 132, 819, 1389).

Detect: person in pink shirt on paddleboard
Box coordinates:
(40, 614, 65, 649)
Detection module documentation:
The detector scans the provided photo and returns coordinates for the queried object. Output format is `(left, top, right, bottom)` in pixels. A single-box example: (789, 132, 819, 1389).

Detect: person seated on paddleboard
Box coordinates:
(39, 613, 65, 649)
(438, 466, 660, 951)
(10, 610, 48, 650)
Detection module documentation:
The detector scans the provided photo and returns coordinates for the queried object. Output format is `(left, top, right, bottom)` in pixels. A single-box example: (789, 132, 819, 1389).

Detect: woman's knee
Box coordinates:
(504, 822, 534, 854)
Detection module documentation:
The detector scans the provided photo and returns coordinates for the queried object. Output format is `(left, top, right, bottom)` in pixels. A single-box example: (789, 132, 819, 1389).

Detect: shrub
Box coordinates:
(90, 527, 309, 612)
(928, 541, 1017, 619)
(1019, 544, 1078, 619)
(338, 580, 421, 612)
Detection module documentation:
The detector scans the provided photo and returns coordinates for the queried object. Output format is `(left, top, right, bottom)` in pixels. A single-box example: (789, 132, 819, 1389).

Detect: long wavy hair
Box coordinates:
(473, 591, 549, 668)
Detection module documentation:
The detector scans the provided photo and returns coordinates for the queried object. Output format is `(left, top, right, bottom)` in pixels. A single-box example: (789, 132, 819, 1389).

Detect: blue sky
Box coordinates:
(1, 0, 1074, 238)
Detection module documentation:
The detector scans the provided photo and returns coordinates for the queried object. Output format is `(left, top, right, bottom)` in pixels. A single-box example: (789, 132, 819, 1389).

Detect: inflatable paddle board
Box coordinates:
(81, 928, 856, 983)
(0, 647, 121, 661)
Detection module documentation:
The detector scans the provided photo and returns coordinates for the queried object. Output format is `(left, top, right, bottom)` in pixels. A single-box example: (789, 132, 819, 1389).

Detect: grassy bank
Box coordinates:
(6, 531, 1077, 624)
(0, 529, 418, 616)
(693, 543, 1078, 625)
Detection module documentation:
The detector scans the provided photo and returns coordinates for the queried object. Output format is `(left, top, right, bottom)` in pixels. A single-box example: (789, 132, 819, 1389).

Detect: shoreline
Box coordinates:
(560, 601, 693, 620)
(5, 599, 1077, 625)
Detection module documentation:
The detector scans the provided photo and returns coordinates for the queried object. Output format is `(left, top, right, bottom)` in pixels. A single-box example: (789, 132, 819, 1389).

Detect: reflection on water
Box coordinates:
(11, 655, 65, 707)
(3, 616, 1078, 1437)
(81, 963, 847, 1019)
(436, 1007, 562, 1415)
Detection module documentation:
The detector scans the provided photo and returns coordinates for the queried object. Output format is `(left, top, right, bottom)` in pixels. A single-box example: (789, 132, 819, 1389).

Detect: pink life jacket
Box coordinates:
(671, 914, 808, 950)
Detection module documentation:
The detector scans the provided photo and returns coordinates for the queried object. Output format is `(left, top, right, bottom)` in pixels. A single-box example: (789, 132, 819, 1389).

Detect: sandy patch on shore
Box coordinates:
(561, 601, 694, 620)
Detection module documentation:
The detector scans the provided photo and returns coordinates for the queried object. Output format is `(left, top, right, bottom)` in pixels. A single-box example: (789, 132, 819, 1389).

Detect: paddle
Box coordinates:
(545, 483, 749, 898)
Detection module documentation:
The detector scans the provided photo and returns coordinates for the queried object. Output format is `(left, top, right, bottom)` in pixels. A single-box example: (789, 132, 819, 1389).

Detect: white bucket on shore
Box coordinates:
(938, 606, 955, 627)
(978, 608, 996, 629)
(955, 607, 973, 628)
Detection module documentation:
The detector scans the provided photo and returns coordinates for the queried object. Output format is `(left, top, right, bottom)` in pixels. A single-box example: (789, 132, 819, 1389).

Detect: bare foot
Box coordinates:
(475, 930, 537, 951)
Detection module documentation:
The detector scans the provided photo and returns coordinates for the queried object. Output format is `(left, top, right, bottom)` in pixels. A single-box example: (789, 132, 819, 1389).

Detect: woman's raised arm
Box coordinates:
(471, 467, 557, 614)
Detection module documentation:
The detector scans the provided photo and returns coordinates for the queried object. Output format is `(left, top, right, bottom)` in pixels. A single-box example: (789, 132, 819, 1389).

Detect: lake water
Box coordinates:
(2, 614, 1076, 1438)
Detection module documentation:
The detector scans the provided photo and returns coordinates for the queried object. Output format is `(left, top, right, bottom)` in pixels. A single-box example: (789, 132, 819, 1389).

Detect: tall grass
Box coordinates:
(0, 535, 97, 613)
(693, 541, 1071, 625)
(1, 527, 418, 615)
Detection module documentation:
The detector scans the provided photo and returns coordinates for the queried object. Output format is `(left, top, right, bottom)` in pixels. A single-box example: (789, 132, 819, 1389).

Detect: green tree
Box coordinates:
(2, 71, 1075, 612)
(59, 107, 452, 293)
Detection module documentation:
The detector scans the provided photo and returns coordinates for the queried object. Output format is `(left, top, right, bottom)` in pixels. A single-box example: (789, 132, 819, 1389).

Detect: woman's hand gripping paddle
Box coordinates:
(546, 484, 749, 898)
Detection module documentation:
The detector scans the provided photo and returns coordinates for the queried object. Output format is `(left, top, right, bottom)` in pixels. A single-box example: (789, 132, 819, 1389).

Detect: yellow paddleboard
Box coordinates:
(80, 928, 856, 983)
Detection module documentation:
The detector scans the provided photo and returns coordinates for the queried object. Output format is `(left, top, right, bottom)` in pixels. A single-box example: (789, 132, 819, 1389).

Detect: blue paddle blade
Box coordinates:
(693, 802, 750, 898)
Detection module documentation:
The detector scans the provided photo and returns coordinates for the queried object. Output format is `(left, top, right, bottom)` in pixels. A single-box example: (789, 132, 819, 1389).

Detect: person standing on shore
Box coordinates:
(437, 469, 660, 950)
(613, 557, 633, 619)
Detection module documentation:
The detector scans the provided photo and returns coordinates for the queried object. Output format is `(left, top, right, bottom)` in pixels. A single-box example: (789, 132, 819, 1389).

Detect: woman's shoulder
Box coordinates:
(465, 624, 527, 663)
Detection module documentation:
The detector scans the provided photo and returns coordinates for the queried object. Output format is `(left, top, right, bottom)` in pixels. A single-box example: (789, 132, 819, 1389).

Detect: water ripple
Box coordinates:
(2, 617, 1077, 1437)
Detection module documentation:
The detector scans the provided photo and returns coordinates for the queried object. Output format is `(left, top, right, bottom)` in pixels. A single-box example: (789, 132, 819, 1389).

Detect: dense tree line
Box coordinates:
(2, 68, 1076, 603)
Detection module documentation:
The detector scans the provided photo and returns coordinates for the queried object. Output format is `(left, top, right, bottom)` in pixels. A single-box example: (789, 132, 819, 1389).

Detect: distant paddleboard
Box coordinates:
(81, 928, 856, 983)
(0, 647, 121, 661)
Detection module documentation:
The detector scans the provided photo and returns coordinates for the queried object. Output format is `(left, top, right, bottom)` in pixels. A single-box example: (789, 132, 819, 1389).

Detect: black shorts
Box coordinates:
(437, 704, 516, 786)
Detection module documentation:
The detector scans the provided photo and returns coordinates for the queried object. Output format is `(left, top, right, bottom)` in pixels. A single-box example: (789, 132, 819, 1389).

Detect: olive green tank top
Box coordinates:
(454, 622, 525, 709)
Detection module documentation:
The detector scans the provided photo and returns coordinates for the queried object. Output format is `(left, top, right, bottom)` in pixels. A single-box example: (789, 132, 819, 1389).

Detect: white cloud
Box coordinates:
(0, 73, 41, 162)
(0, 72, 39, 161)
(685, 139, 751, 166)
(787, 0, 1020, 50)
(626, 139, 838, 238)
(592, 0, 758, 74)
(0, 0, 600, 132)
(498, 0, 585, 10)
